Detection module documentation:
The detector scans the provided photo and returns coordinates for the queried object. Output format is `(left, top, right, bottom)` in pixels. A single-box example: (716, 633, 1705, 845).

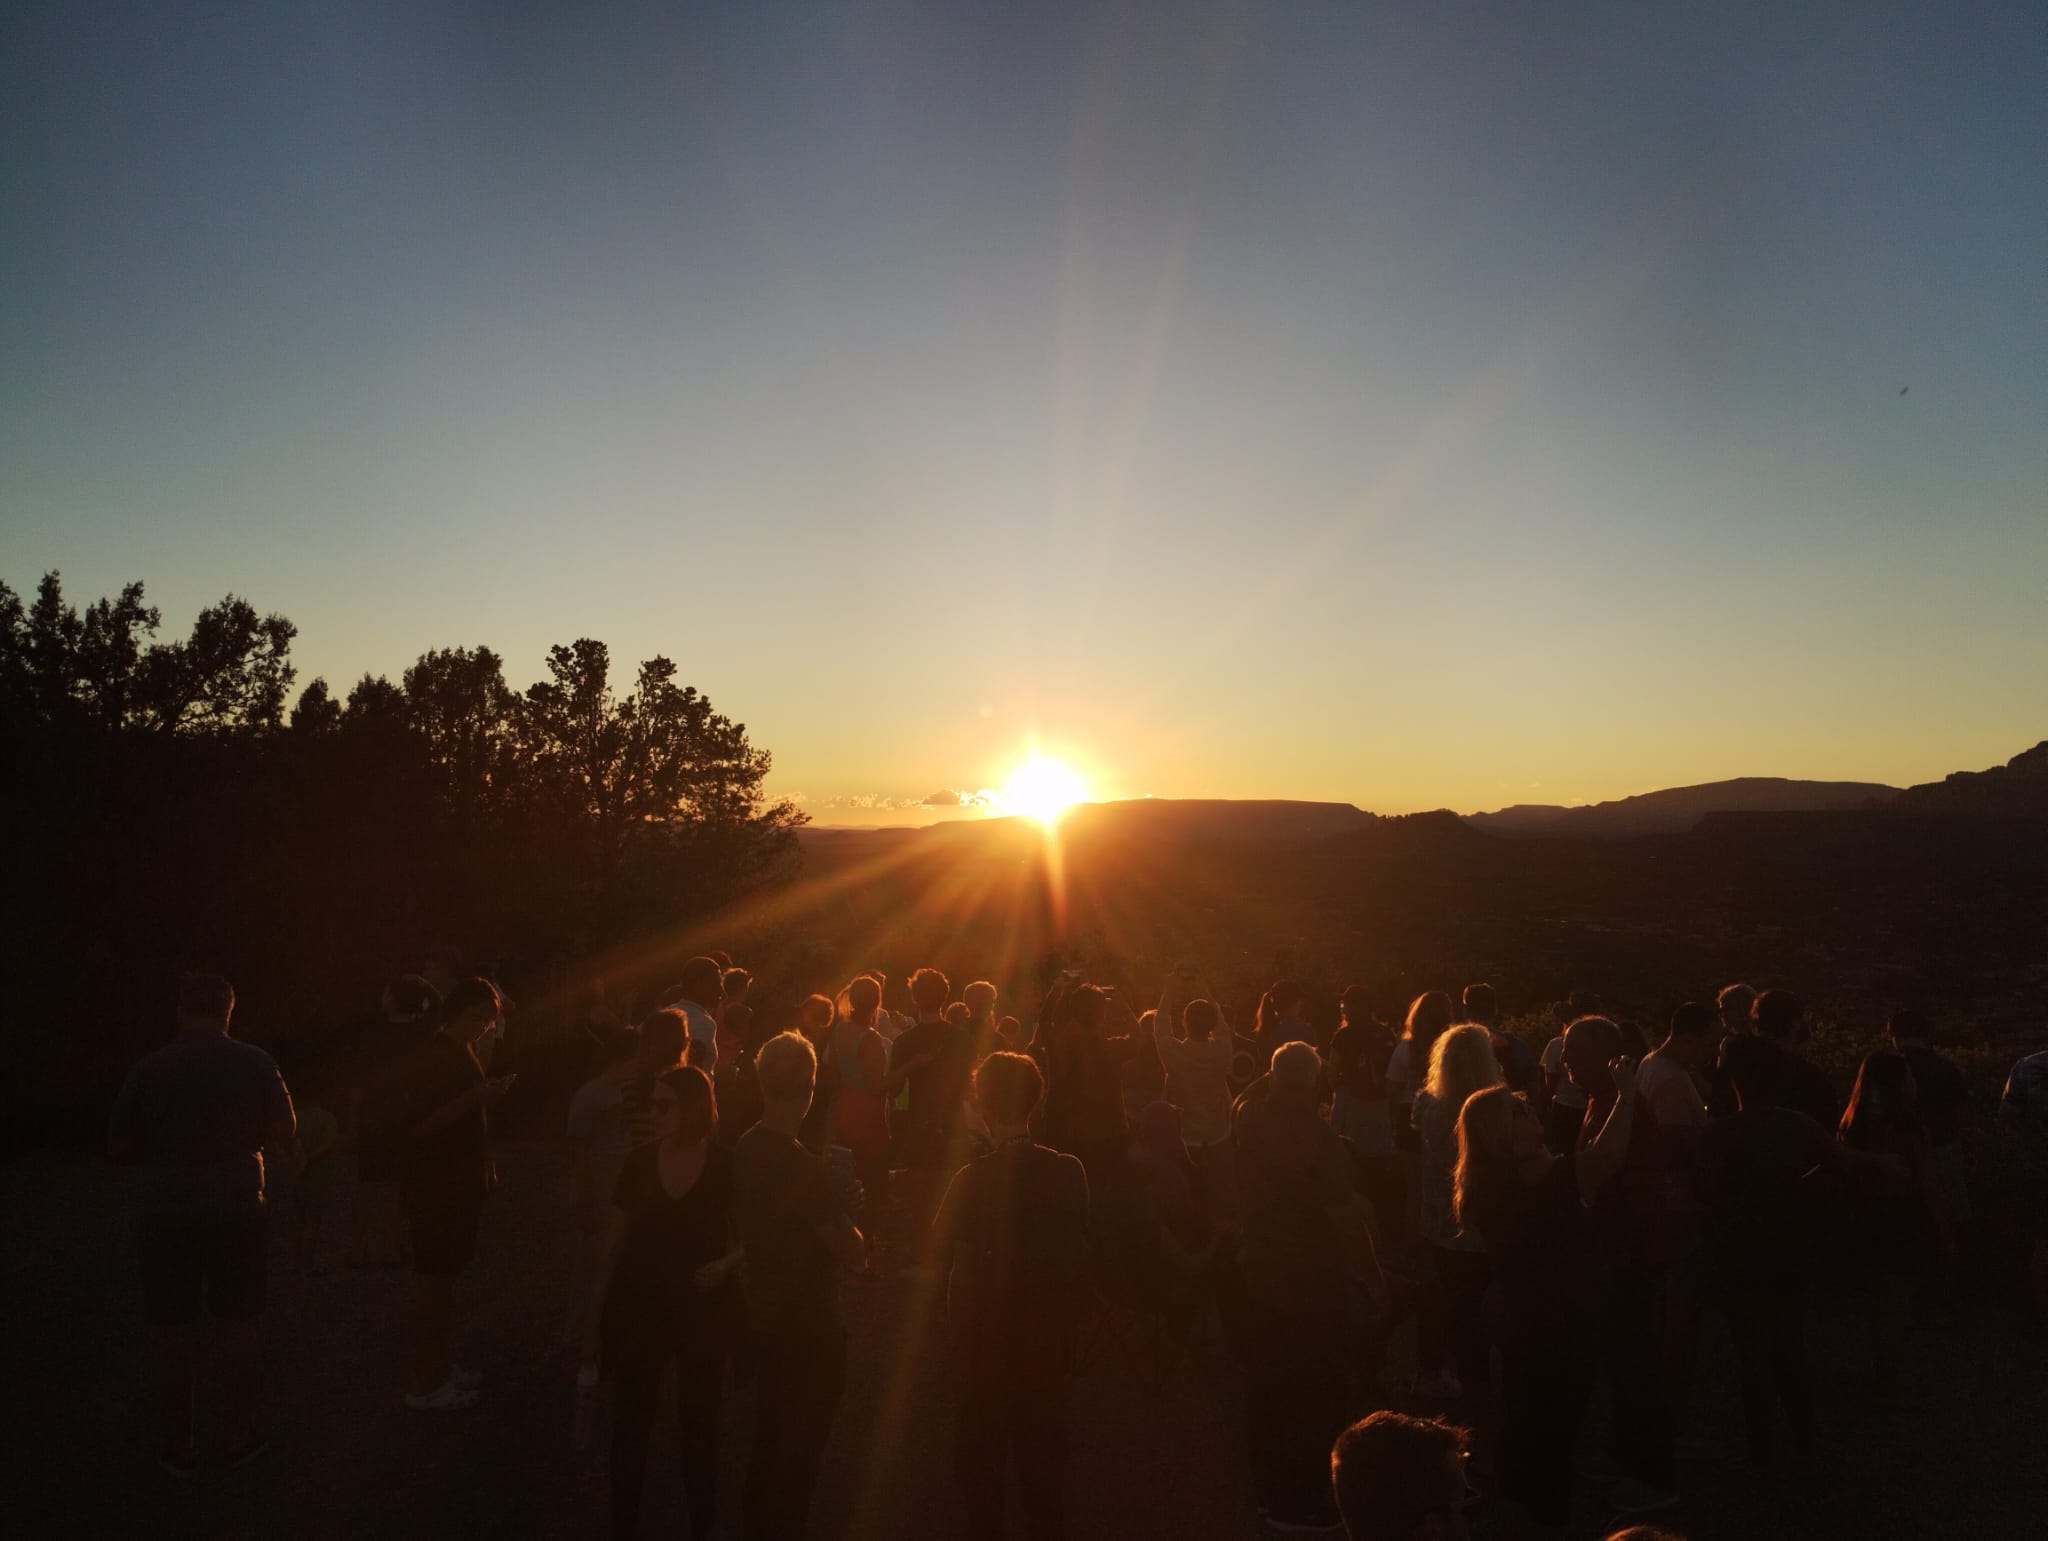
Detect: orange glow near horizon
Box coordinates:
(996, 756, 1089, 826)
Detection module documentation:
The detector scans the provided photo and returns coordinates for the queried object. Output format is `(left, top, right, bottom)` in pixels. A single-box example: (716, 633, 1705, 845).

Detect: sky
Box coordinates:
(4, 2, 2043, 824)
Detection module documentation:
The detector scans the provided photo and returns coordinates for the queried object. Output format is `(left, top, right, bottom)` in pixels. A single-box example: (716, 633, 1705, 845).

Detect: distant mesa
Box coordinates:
(1464, 777, 1902, 838)
(1895, 740, 2048, 814)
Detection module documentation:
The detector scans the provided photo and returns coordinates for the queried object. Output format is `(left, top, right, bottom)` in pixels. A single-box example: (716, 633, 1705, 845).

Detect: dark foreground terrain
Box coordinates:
(6, 1143, 2044, 1541)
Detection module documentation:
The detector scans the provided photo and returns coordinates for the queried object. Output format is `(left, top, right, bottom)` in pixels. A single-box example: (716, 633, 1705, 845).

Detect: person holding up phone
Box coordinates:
(398, 976, 509, 1410)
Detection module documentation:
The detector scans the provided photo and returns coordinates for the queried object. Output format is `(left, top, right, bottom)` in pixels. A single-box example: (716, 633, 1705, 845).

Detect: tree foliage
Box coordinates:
(0, 572, 804, 1149)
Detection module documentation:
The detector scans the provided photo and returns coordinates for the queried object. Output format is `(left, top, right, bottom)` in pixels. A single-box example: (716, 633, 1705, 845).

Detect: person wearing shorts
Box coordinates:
(109, 972, 296, 1476)
(396, 976, 509, 1410)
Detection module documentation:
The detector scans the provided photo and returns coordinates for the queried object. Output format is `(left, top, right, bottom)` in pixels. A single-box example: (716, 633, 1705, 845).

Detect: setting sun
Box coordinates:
(998, 756, 1089, 825)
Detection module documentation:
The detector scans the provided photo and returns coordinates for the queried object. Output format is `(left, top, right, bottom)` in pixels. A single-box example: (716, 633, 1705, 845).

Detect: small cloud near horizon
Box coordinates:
(915, 788, 998, 809)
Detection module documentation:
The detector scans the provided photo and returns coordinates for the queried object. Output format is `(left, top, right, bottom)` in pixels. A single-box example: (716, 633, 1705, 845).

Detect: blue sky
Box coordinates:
(4, 1, 2042, 820)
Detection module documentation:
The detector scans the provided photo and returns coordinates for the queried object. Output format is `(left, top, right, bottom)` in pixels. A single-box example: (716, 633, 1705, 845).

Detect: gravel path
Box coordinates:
(5, 1144, 2042, 1540)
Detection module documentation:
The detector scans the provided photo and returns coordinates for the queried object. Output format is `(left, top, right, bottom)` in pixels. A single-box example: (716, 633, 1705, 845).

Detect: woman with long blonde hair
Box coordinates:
(1410, 1024, 1502, 1399)
(1452, 1019, 1640, 1532)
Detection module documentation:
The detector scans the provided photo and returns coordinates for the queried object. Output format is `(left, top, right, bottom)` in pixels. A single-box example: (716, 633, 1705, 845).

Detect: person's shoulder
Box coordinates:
(211, 1035, 282, 1078)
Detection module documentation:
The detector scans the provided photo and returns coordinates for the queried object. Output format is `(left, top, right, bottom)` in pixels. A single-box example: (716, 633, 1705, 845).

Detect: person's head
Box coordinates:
(1330, 1410, 1474, 1541)
(795, 993, 835, 1036)
(1567, 987, 1602, 1017)
(650, 1064, 716, 1147)
(1404, 992, 1455, 1051)
(1424, 1025, 1503, 1116)
(942, 1001, 968, 1027)
(963, 980, 997, 1022)
(441, 977, 503, 1047)
(909, 967, 950, 1017)
(1562, 1015, 1622, 1095)
(840, 974, 882, 1027)
(1065, 984, 1108, 1035)
(381, 973, 441, 1024)
(706, 949, 733, 972)
(996, 1014, 1022, 1044)
(721, 967, 752, 1005)
(1259, 980, 1308, 1032)
(755, 1031, 817, 1117)
(1663, 1001, 1719, 1068)
(1340, 984, 1375, 1027)
(1717, 1032, 1782, 1111)
(636, 1007, 689, 1072)
(1751, 988, 1804, 1044)
(1716, 982, 1758, 1035)
(1269, 1041, 1322, 1105)
(974, 1051, 1044, 1134)
(724, 1001, 755, 1041)
(1459, 983, 1499, 1028)
(1603, 1528, 1687, 1541)
(1183, 998, 1223, 1042)
(1885, 1009, 1931, 1050)
(178, 971, 236, 1032)
(676, 956, 725, 1011)
(1841, 1050, 1919, 1141)
(1453, 1085, 1542, 1227)
(1616, 1019, 1651, 1059)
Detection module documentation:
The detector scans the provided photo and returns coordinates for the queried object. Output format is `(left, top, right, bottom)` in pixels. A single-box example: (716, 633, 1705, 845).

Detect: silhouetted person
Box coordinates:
(1329, 984, 1399, 1244)
(892, 966, 974, 1196)
(734, 1032, 865, 1541)
(1330, 1410, 1475, 1541)
(582, 1065, 740, 1540)
(716, 966, 754, 1070)
(1453, 1055, 1639, 1532)
(665, 956, 725, 1072)
(1563, 1016, 1676, 1514)
(347, 974, 439, 1267)
(824, 974, 923, 1243)
(1750, 990, 1839, 1129)
(1639, 1002, 1715, 1440)
(1538, 998, 1589, 1154)
(1038, 977, 1128, 1189)
(1252, 978, 1313, 1067)
(1235, 1041, 1379, 1532)
(934, 1052, 1092, 1539)
(397, 976, 508, 1409)
(1153, 968, 1239, 1224)
(1997, 1045, 2048, 1330)
(1704, 981, 1758, 1117)
(1886, 1009, 1969, 1303)
(1696, 1033, 1890, 1469)
(1837, 1050, 1942, 1406)
(109, 972, 296, 1475)
(1388, 992, 1453, 1148)
(1411, 1025, 1501, 1402)
(961, 978, 1001, 1061)
(1462, 982, 1536, 1095)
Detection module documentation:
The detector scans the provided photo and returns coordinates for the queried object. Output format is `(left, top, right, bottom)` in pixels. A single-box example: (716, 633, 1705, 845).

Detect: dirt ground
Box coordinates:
(5, 1142, 2043, 1541)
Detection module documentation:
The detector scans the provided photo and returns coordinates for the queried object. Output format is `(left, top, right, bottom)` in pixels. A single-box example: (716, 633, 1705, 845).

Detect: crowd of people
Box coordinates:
(105, 955, 2048, 1539)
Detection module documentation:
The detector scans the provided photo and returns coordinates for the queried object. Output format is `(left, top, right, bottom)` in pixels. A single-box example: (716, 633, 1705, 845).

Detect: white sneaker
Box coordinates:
(405, 1376, 481, 1411)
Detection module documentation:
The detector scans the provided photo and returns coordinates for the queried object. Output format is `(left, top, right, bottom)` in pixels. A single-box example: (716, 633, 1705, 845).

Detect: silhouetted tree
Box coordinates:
(0, 571, 804, 1152)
